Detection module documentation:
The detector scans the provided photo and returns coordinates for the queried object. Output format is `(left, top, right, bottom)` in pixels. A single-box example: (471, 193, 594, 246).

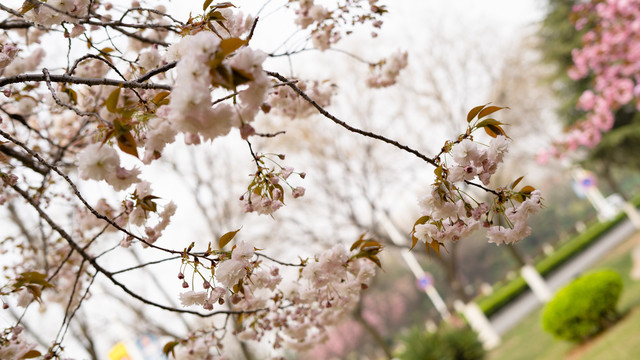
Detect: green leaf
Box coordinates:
(219, 228, 241, 249)
(434, 165, 443, 178)
(467, 104, 487, 123)
(478, 105, 507, 119)
(105, 87, 121, 113)
(476, 118, 504, 128)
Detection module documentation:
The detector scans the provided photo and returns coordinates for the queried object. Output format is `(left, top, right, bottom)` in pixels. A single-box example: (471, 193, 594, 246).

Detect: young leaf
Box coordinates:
(203, 0, 214, 11)
(361, 240, 382, 251)
(510, 175, 525, 190)
(350, 238, 365, 251)
(219, 228, 241, 249)
(520, 185, 536, 194)
(428, 241, 442, 257)
(410, 234, 419, 251)
(368, 254, 382, 268)
(220, 38, 248, 56)
(105, 87, 121, 113)
(117, 131, 139, 158)
(22, 350, 42, 359)
(484, 124, 507, 138)
(140, 195, 160, 212)
(475, 118, 504, 128)
(478, 105, 507, 119)
(19, 2, 39, 15)
(410, 215, 430, 250)
(163, 341, 179, 358)
(151, 91, 171, 106)
(467, 104, 486, 123)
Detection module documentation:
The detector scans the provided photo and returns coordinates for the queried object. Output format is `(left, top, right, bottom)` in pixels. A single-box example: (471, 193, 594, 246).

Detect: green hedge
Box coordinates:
(476, 208, 629, 317)
(396, 325, 485, 360)
(542, 269, 622, 342)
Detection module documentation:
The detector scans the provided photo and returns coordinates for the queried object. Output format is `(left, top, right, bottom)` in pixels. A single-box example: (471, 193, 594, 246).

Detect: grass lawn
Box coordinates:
(488, 232, 640, 360)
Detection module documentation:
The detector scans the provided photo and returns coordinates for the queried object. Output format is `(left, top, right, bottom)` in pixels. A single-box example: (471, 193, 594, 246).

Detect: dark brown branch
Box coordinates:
(464, 179, 500, 196)
(0, 3, 22, 17)
(0, 144, 48, 174)
(255, 252, 304, 267)
(266, 71, 438, 167)
(111, 255, 181, 275)
(135, 61, 177, 82)
(0, 72, 171, 90)
(0, 19, 31, 29)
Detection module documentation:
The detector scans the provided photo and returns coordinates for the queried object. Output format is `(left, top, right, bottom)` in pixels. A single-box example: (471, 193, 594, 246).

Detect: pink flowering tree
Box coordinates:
(541, 0, 640, 158)
(0, 1, 541, 359)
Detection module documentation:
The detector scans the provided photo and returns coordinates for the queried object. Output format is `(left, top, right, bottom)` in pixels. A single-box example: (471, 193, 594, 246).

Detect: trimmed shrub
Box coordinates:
(541, 269, 623, 342)
(397, 325, 485, 360)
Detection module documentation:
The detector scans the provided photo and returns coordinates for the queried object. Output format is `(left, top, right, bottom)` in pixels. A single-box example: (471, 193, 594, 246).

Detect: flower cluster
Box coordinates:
(0, 42, 18, 70)
(241, 154, 306, 216)
(1, 47, 45, 78)
(290, 0, 388, 50)
(0, 326, 39, 360)
(172, 236, 378, 355)
(23, 0, 91, 27)
(77, 143, 141, 191)
(412, 106, 542, 251)
(266, 80, 335, 119)
(366, 50, 409, 88)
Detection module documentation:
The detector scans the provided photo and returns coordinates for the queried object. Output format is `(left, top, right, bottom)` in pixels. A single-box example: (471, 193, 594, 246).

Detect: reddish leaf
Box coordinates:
(484, 124, 507, 138)
(117, 131, 139, 158)
(478, 105, 507, 119)
(22, 350, 42, 359)
(467, 104, 486, 123)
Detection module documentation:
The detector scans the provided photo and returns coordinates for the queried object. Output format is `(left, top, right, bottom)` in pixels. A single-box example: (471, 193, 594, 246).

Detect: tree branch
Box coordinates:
(266, 71, 438, 167)
(0, 72, 171, 90)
